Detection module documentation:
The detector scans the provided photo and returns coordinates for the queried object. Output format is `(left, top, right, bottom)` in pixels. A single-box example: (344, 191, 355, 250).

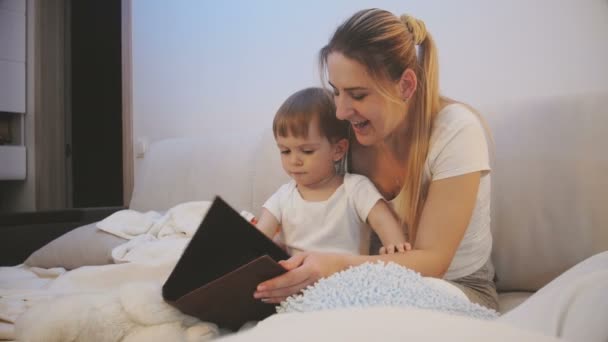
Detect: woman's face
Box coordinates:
(327, 52, 405, 146)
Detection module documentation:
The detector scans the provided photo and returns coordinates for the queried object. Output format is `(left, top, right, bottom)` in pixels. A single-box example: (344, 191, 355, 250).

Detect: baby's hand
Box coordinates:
(379, 242, 412, 255)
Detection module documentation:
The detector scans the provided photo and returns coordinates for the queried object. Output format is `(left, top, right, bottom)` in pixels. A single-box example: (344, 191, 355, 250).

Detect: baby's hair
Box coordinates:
(273, 87, 348, 143)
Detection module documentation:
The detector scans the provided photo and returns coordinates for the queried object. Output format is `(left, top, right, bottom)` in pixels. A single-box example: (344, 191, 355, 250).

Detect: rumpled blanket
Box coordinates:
(278, 262, 499, 320)
(96, 201, 213, 240)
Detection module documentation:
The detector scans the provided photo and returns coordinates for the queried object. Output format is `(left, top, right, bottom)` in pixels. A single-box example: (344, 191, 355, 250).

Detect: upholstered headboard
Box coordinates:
(129, 92, 608, 293)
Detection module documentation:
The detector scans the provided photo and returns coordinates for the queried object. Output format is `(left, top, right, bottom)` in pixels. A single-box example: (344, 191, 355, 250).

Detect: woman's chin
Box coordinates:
(354, 133, 378, 146)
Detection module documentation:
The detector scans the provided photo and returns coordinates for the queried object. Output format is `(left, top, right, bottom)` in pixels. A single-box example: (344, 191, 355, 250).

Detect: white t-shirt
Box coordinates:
(263, 173, 383, 256)
(422, 103, 493, 280)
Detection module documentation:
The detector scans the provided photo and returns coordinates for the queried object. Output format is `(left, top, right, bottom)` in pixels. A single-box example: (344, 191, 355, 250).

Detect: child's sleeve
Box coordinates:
(261, 182, 292, 223)
(346, 174, 385, 222)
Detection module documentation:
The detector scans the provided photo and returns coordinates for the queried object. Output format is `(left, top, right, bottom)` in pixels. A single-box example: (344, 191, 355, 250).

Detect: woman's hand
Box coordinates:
(253, 252, 350, 304)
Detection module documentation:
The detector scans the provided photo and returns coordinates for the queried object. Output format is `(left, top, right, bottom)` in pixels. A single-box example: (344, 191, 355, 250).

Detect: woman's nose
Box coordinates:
(335, 97, 352, 120)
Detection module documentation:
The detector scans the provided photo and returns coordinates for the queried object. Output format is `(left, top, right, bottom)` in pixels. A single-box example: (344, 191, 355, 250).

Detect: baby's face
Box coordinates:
(275, 121, 338, 189)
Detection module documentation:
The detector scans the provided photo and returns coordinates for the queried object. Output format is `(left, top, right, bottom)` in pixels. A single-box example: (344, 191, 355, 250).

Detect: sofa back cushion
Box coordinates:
(251, 130, 291, 216)
(129, 137, 254, 214)
(482, 92, 608, 292)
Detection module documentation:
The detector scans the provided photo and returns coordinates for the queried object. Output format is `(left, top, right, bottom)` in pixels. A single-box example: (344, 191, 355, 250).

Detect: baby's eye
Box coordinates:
(280, 150, 290, 155)
(302, 150, 315, 155)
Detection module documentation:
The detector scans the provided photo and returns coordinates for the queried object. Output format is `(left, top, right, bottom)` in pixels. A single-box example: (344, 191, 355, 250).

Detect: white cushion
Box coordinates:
(482, 92, 608, 292)
(499, 251, 608, 342)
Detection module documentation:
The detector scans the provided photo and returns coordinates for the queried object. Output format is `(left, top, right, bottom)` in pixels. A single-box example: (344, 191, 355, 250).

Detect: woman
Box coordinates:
(254, 8, 497, 310)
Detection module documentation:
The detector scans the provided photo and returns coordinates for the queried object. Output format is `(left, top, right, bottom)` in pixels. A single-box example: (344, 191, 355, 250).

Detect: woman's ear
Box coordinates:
(398, 68, 417, 101)
(333, 138, 349, 162)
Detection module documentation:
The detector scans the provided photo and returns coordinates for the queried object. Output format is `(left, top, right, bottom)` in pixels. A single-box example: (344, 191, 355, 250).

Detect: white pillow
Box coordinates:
(500, 251, 608, 342)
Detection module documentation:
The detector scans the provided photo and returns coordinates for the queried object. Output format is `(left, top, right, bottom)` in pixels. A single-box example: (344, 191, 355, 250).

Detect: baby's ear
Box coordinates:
(333, 138, 349, 162)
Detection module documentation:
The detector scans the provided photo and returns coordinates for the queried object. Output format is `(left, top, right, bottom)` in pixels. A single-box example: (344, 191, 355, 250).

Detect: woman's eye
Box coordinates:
(352, 93, 367, 100)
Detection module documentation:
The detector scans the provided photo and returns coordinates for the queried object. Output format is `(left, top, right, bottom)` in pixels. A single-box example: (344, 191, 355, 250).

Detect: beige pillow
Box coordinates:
(24, 222, 127, 270)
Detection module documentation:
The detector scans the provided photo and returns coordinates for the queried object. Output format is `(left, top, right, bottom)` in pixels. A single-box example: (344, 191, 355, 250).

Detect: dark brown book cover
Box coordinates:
(162, 196, 289, 331)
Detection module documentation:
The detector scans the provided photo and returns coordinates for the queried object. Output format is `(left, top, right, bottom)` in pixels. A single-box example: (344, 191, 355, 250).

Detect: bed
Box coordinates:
(1, 92, 607, 341)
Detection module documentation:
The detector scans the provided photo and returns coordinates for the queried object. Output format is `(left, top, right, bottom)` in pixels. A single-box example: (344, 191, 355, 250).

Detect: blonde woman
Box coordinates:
(255, 8, 497, 310)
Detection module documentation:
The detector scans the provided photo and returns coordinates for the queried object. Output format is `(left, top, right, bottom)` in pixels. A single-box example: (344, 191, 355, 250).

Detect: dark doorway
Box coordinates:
(69, 0, 123, 207)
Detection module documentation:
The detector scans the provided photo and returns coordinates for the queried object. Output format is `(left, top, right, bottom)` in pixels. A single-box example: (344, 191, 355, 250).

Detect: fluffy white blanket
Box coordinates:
(1, 246, 194, 341)
(15, 282, 219, 342)
(278, 262, 499, 320)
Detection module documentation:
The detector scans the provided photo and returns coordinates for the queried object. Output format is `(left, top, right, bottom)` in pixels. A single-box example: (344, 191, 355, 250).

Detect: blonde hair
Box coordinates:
(319, 9, 441, 242)
(273, 87, 348, 143)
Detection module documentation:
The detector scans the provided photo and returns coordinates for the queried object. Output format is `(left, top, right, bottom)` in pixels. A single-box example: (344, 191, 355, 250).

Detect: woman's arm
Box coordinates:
(255, 208, 280, 240)
(403, 171, 481, 276)
(254, 171, 481, 303)
(366, 200, 410, 253)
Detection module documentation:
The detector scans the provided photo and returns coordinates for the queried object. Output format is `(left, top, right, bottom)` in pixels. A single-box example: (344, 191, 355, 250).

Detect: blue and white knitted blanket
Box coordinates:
(277, 262, 499, 320)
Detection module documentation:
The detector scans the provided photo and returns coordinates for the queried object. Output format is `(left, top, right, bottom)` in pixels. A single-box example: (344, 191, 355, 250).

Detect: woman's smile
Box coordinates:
(351, 119, 371, 134)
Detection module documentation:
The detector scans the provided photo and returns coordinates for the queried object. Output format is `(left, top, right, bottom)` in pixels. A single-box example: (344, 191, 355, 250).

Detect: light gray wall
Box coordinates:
(131, 0, 608, 165)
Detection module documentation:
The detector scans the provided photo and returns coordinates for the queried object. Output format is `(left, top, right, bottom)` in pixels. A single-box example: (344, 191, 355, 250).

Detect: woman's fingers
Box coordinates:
(258, 278, 313, 303)
(254, 269, 314, 300)
(255, 254, 312, 298)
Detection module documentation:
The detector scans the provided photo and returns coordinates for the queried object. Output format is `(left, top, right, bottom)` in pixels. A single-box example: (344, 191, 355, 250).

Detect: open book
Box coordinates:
(162, 196, 289, 331)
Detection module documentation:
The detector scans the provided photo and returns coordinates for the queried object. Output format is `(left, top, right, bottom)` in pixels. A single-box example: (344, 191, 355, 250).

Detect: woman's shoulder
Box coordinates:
(434, 103, 484, 130)
(431, 103, 488, 144)
(427, 102, 491, 174)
